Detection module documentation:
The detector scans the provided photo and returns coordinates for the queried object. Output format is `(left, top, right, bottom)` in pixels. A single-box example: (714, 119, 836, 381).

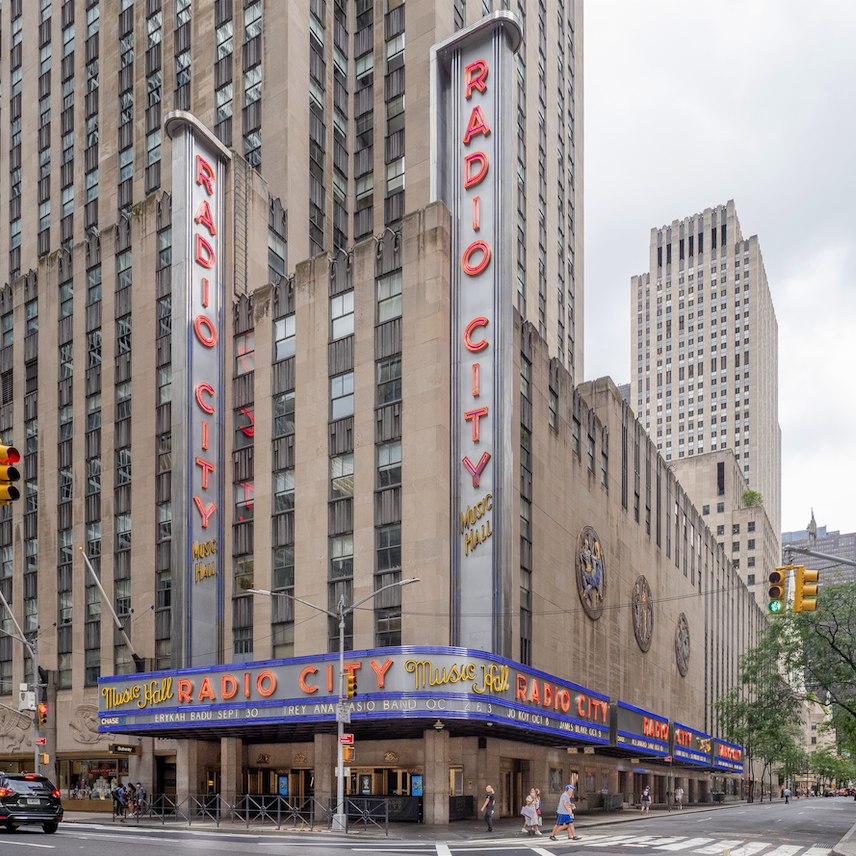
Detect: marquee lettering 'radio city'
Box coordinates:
(432, 12, 521, 656)
(165, 112, 232, 667)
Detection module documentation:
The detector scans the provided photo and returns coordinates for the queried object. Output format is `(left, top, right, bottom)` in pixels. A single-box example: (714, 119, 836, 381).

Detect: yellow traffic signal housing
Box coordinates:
(342, 745, 355, 762)
(38, 753, 49, 766)
(37, 702, 48, 726)
(346, 673, 358, 699)
(0, 445, 20, 505)
(793, 565, 818, 613)
(768, 567, 787, 613)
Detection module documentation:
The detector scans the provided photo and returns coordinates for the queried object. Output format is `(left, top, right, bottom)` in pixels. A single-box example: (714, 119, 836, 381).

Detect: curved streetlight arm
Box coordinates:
(247, 588, 337, 620)
(345, 577, 420, 616)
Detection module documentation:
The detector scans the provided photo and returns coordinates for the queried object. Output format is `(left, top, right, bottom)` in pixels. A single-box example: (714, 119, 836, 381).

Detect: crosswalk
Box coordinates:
(530, 833, 832, 856)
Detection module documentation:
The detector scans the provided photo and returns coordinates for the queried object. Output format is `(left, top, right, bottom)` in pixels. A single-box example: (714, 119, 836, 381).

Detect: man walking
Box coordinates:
(549, 784, 581, 841)
(641, 785, 651, 814)
(784, 786, 791, 804)
(676, 786, 684, 809)
(480, 785, 495, 832)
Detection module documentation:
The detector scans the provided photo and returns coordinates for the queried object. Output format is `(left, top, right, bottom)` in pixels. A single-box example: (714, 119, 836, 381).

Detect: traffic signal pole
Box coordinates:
(0, 584, 39, 771)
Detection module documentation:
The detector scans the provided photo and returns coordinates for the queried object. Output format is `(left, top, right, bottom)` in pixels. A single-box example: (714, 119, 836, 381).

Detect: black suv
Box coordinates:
(0, 773, 63, 833)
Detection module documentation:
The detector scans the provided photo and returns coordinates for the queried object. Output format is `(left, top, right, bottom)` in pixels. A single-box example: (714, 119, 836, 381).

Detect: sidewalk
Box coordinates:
(60, 799, 760, 840)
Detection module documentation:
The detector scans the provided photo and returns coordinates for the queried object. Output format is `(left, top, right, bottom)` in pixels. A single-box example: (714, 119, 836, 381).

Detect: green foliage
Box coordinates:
(741, 490, 764, 508)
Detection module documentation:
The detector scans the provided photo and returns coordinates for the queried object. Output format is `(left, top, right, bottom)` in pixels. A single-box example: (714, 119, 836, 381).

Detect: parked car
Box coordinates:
(0, 773, 63, 833)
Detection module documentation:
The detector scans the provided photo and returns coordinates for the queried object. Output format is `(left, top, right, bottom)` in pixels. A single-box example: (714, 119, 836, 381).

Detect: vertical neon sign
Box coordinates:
(165, 112, 231, 668)
(431, 14, 522, 656)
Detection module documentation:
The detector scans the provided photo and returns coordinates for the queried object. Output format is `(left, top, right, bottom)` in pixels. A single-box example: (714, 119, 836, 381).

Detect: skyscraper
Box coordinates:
(0, 0, 760, 822)
(630, 201, 782, 553)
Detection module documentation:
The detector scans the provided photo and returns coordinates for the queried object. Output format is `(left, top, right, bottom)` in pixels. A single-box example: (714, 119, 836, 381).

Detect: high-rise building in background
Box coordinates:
(0, 0, 762, 822)
(630, 202, 783, 596)
(781, 523, 856, 586)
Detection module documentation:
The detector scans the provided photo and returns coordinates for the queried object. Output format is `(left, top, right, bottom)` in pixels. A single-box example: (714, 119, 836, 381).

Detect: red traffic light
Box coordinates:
(0, 445, 20, 464)
(37, 702, 48, 726)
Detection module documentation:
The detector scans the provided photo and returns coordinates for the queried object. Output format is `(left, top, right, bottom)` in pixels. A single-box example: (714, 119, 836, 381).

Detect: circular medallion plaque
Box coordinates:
(576, 526, 606, 620)
(675, 612, 691, 676)
(632, 575, 654, 652)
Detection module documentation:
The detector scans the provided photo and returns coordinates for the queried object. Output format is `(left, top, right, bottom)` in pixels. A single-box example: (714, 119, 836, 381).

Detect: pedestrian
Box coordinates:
(784, 786, 791, 804)
(480, 785, 495, 833)
(549, 784, 581, 841)
(534, 788, 543, 834)
(113, 784, 127, 820)
(521, 790, 538, 835)
(136, 782, 146, 815)
(676, 786, 684, 809)
(641, 785, 651, 814)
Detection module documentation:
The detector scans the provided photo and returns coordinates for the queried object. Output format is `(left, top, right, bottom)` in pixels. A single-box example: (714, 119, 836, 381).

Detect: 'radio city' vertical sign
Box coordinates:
(165, 112, 232, 668)
(431, 13, 522, 656)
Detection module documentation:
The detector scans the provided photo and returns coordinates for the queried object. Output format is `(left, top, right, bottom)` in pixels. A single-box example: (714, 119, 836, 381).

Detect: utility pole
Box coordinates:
(0, 586, 39, 771)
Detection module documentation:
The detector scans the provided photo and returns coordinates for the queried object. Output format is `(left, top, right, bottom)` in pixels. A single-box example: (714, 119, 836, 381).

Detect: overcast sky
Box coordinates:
(583, 0, 856, 536)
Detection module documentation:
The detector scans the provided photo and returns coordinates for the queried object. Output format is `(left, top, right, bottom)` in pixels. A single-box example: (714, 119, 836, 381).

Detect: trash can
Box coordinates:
(712, 792, 725, 804)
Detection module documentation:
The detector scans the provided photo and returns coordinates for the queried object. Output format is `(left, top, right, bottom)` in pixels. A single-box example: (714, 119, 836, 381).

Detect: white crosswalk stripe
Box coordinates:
(726, 842, 771, 856)
(692, 841, 746, 855)
(656, 837, 716, 850)
(763, 848, 802, 856)
(801, 849, 831, 856)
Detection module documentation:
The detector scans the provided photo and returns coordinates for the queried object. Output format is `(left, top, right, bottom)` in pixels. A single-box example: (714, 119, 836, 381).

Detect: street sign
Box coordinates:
(335, 703, 351, 724)
(35, 737, 46, 746)
(340, 734, 354, 745)
(665, 756, 673, 762)
(335, 767, 351, 777)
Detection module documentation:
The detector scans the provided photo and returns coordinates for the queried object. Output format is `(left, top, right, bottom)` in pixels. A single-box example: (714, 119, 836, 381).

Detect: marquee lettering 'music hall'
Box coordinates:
(0, 2, 762, 822)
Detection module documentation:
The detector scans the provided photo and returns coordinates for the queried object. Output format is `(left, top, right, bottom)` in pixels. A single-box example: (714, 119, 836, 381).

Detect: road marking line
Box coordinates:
(533, 849, 555, 856)
(578, 835, 648, 847)
(0, 841, 54, 849)
(656, 837, 715, 850)
(764, 847, 801, 856)
(436, 845, 453, 856)
(693, 841, 745, 854)
(728, 842, 771, 856)
(802, 849, 831, 856)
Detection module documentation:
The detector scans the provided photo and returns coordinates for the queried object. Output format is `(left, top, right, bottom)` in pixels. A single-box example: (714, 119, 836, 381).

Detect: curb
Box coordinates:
(832, 815, 856, 856)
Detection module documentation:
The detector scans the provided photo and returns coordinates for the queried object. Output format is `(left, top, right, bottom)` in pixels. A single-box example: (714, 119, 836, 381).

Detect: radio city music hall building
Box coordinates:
(0, 3, 763, 823)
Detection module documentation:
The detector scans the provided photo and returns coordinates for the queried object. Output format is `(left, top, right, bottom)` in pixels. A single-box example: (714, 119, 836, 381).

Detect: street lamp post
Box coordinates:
(249, 576, 418, 832)
(0, 585, 40, 772)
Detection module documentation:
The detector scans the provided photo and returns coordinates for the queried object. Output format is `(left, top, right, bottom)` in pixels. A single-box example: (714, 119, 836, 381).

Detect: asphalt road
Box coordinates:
(2, 796, 853, 856)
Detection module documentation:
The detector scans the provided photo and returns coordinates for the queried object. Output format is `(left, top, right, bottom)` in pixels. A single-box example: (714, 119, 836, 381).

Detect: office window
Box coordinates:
(156, 569, 171, 609)
(273, 470, 295, 513)
(717, 502, 725, 513)
(86, 458, 101, 494)
(59, 405, 73, 441)
(234, 481, 253, 522)
(158, 296, 172, 336)
(86, 393, 102, 430)
(549, 389, 558, 430)
(85, 649, 100, 685)
(87, 521, 101, 556)
(269, 228, 286, 279)
(59, 468, 73, 502)
(157, 366, 172, 405)
(116, 251, 132, 290)
(86, 3, 100, 37)
(377, 524, 401, 574)
(25, 419, 38, 455)
(156, 502, 172, 541)
(115, 513, 132, 551)
(747, 556, 756, 568)
(702, 504, 710, 515)
(116, 447, 132, 485)
(732, 541, 740, 552)
(234, 406, 255, 449)
(330, 534, 354, 579)
(120, 31, 133, 67)
(216, 20, 233, 59)
(234, 331, 254, 376)
(331, 372, 354, 420)
(273, 392, 295, 437)
(377, 272, 402, 322)
(377, 356, 402, 404)
(272, 545, 294, 590)
(274, 315, 295, 361)
(234, 554, 254, 592)
(147, 70, 162, 106)
(272, 622, 294, 658)
(386, 157, 405, 194)
(331, 453, 354, 498)
(157, 228, 172, 269)
(116, 381, 132, 420)
(748, 539, 755, 550)
(116, 315, 132, 355)
(147, 129, 161, 165)
(331, 291, 354, 340)
(157, 434, 171, 472)
(0, 315, 11, 347)
(175, 50, 191, 87)
(244, 0, 262, 40)
(377, 441, 402, 488)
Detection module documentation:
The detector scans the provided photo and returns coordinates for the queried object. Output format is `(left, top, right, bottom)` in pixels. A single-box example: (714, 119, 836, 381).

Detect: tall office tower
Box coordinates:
(630, 201, 782, 551)
(782, 523, 856, 586)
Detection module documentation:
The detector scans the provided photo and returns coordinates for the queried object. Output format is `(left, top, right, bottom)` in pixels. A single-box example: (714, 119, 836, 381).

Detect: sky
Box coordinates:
(583, 0, 856, 536)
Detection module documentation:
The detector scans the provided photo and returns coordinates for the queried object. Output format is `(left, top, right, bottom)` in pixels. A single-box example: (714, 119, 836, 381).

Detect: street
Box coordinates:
(2, 796, 852, 856)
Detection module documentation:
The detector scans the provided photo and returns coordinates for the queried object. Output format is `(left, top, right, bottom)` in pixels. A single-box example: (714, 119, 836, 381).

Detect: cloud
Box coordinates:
(584, 0, 856, 532)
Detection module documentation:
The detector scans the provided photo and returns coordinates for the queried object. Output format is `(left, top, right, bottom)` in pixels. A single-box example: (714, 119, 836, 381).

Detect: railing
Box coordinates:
(111, 794, 370, 831)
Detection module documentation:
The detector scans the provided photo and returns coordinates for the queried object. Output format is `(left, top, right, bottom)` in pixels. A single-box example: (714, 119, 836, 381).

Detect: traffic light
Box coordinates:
(346, 672, 358, 700)
(38, 753, 49, 766)
(37, 702, 48, 726)
(0, 445, 20, 505)
(768, 567, 787, 613)
(793, 565, 818, 613)
(342, 746, 355, 762)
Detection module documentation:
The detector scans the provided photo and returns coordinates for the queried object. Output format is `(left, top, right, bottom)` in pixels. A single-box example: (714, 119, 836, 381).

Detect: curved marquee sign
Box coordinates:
(98, 647, 610, 745)
(711, 737, 744, 773)
(610, 701, 670, 758)
(671, 721, 712, 767)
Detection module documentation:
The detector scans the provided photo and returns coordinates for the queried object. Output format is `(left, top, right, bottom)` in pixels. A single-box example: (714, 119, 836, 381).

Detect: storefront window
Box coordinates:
(58, 758, 129, 802)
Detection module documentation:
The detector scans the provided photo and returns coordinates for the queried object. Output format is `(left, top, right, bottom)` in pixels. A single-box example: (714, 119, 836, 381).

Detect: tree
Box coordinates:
(714, 624, 805, 798)
(741, 490, 763, 508)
